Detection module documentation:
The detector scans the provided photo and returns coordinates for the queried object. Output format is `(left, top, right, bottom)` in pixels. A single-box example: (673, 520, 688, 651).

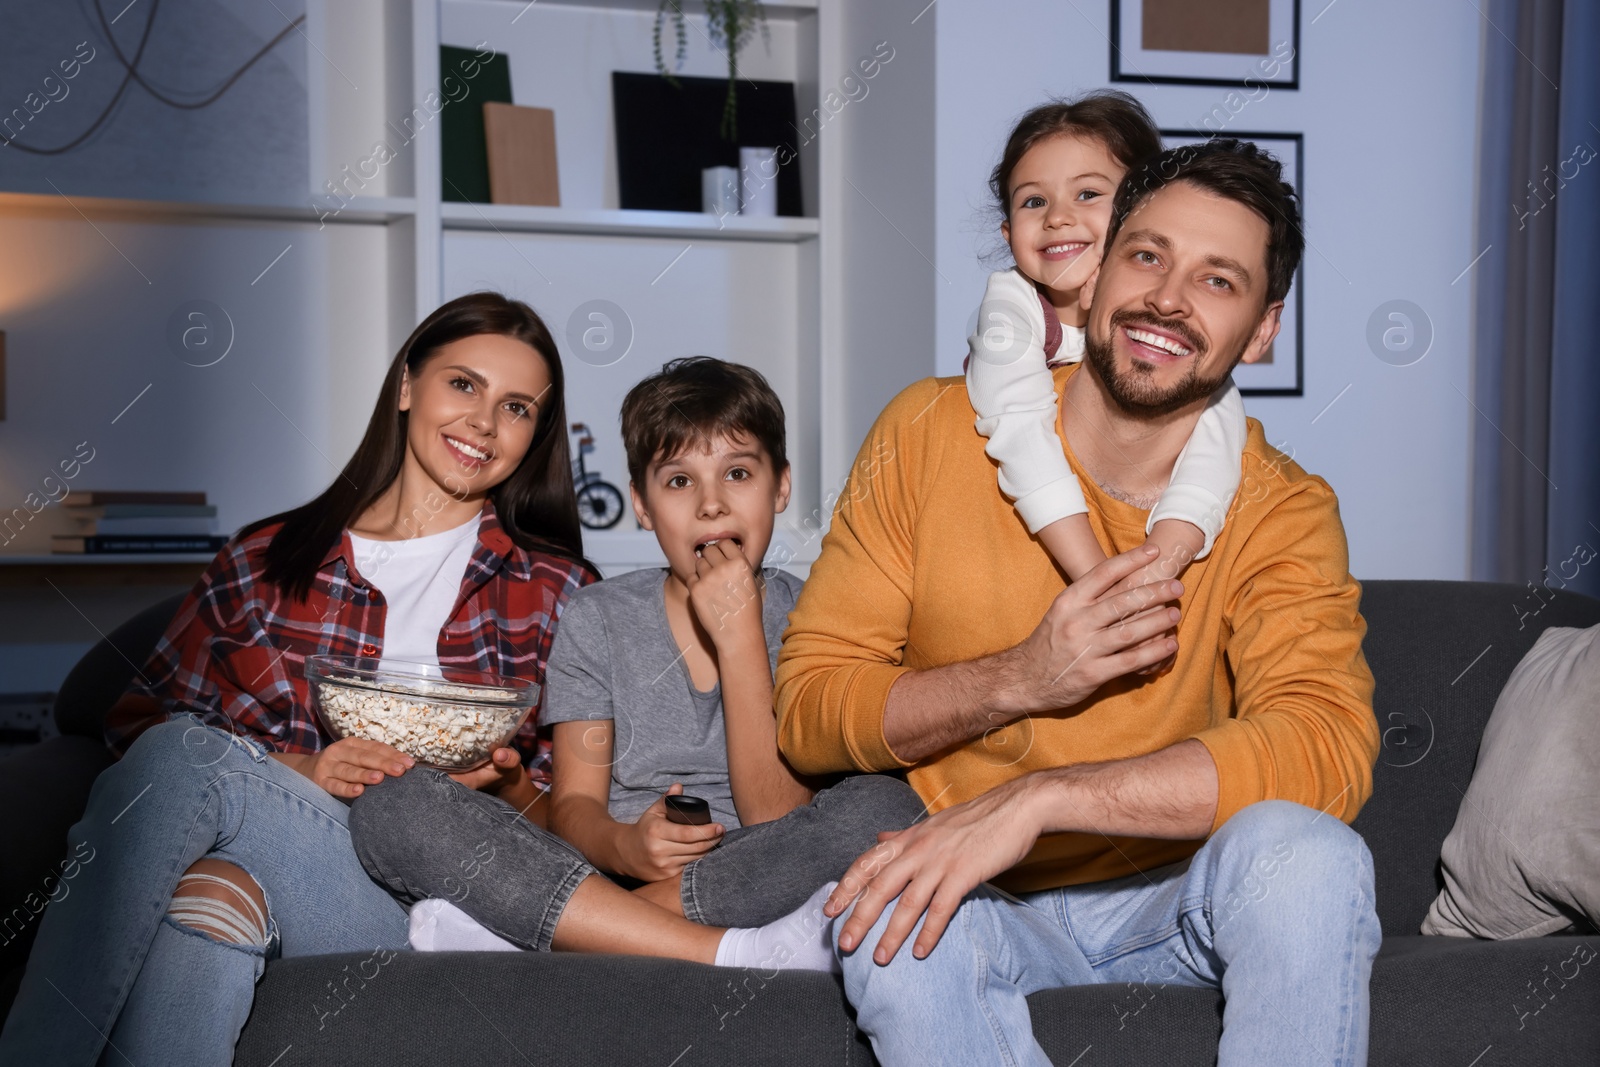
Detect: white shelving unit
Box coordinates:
(5, 0, 939, 579)
(310, 0, 849, 573)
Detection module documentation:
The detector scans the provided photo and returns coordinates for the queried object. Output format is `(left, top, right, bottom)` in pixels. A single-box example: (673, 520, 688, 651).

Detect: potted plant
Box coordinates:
(653, 0, 768, 141)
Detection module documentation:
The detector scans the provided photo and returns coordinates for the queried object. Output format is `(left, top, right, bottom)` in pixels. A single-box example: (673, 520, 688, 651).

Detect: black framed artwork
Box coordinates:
(1160, 130, 1305, 397)
(1112, 0, 1300, 89)
(611, 72, 803, 216)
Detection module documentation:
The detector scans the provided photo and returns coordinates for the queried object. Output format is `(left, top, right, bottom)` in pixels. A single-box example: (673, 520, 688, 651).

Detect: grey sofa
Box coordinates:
(3, 580, 1597, 1065)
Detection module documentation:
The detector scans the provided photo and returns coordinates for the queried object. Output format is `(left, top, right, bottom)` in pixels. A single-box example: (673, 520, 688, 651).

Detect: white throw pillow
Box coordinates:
(1422, 623, 1600, 938)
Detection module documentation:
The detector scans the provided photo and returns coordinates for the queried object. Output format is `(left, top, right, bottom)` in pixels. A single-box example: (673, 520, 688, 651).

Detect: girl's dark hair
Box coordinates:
(989, 91, 1162, 221)
(620, 356, 788, 490)
(1105, 138, 1304, 307)
(257, 291, 596, 601)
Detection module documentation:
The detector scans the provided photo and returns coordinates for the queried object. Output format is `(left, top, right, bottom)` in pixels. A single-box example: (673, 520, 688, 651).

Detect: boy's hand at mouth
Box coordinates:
(686, 538, 765, 651)
(618, 783, 725, 881)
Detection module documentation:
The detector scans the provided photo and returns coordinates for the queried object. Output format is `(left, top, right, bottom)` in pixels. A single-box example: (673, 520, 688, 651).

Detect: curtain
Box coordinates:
(1470, 0, 1600, 600)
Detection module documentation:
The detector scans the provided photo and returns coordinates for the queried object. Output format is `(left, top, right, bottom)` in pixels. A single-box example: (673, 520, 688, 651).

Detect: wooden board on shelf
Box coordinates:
(0, 554, 211, 589)
(0, 191, 416, 227)
(484, 103, 561, 207)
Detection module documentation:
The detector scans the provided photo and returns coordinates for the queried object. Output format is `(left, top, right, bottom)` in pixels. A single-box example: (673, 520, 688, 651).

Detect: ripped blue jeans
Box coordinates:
(0, 718, 409, 1067)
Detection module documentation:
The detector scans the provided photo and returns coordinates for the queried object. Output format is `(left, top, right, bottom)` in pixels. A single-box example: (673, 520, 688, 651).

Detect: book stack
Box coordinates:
(51, 491, 227, 555)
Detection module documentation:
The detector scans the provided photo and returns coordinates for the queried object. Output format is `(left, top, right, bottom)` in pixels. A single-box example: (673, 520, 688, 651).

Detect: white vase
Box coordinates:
(701, 165, 740, 217)
(738, 146, 779, 216)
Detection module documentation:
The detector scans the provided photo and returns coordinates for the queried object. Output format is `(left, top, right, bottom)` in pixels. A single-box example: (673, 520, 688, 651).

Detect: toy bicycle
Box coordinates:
(569, 422, 625, 530)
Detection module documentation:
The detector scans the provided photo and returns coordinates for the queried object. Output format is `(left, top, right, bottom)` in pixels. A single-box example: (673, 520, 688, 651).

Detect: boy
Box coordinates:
(352, 357, 925, 965)
(544, 356, 926, 920)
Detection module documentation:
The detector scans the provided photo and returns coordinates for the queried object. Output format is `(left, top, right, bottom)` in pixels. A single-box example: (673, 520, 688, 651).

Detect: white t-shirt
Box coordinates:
(349, 516, 481, 667)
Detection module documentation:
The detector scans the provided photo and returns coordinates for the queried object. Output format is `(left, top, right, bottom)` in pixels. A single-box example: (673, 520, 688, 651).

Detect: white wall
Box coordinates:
(832, 0, 939, 474)
(0, 1, 309, 205)
(932, 0, 1484, 580)
(0, 210, 392, 553)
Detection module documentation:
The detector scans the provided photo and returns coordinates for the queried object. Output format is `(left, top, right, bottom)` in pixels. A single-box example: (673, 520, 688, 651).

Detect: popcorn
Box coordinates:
(313, 676, 529, 771)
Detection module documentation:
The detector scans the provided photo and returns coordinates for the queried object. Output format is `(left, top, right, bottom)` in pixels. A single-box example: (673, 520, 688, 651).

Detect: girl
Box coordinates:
(0, 292, 598, 1066)
(966, 92, 1247, 623)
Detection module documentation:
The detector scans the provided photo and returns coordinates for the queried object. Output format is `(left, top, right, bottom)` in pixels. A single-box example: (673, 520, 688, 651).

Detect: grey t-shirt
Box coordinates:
(540, 566, 804, 830)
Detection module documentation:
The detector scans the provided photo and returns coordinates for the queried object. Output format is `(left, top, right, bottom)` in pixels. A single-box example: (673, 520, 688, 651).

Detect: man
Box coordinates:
(774, 139, 1383, 1066)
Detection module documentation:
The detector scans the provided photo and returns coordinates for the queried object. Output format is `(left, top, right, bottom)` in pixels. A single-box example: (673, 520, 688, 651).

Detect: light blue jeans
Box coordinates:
(837, 799, 1382, 1067)
(0, 718, 410, 1067)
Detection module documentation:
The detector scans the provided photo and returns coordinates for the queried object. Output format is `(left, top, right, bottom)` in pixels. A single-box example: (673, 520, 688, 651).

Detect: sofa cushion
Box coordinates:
(1030, 935, 1600, 1065)
(1422, 624, 1600, 939)
(1367, 935, 1600, 1064)
(232, 936, 1600, 1066)
(1351, 581, 1600, 936)
(51, 593, 185, 739)
(233, 951, 874, 1067)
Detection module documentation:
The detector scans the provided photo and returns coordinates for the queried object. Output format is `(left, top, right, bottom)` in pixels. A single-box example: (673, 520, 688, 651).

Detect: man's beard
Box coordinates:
(1084, 308, 1242, 419)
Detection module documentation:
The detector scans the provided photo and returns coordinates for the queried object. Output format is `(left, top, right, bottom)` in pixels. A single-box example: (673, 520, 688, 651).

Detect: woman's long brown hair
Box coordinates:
(256, 291, 596, 601)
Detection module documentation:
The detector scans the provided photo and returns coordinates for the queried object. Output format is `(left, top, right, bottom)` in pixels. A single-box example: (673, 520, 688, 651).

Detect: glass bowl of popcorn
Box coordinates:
(306, 656, 539, 772)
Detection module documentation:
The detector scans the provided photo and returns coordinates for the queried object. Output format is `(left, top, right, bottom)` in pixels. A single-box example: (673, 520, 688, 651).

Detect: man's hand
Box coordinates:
(686, 540, 765, 650)
(880, 544, 1186, 764)
(823, 778, 1041, 964)
(298, 737, 414, 799)
(616, 783, 725, 881)
(1006, 543, 1183, 713)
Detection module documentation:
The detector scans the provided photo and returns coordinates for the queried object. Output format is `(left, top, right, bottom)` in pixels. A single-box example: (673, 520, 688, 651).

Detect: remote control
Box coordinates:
(664, 794, 711, 825)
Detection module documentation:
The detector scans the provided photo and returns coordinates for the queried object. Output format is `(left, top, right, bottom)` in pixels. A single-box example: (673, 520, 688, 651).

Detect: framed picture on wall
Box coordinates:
(1159, 130, 1304, 396)
(1112, 0, 1299, 89)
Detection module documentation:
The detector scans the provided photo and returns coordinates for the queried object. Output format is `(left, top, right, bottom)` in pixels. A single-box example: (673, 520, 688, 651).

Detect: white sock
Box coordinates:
(408, 898, 523, 952)
(714, 881, 839, 973)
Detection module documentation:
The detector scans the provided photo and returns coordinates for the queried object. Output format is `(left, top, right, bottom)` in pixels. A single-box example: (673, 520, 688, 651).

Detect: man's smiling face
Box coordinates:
(1080, 180, 1283, 418)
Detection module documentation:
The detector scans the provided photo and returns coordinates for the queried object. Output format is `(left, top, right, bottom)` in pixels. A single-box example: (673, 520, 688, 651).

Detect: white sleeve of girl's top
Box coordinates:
(1146, 377, 1247, 559)
(965, 269, 1087, 534)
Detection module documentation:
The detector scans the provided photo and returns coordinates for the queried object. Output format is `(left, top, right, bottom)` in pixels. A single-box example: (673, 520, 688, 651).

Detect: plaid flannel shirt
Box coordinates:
(104, 499, 596, 788)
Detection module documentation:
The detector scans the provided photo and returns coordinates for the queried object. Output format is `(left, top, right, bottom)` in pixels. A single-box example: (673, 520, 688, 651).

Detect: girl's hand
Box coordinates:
(686, 540, 765, 651)
(1108, 520, 1199, 676)
(616, 783, 724, 881)
(305, 737, 414, 799)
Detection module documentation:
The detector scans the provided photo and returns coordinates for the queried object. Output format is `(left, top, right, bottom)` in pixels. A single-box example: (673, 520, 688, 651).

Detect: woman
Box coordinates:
(0, 292, 597, 1066)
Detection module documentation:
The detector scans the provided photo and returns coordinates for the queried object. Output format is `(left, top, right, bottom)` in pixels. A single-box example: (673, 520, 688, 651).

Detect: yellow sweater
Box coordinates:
(774, 365, 1379, 893)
